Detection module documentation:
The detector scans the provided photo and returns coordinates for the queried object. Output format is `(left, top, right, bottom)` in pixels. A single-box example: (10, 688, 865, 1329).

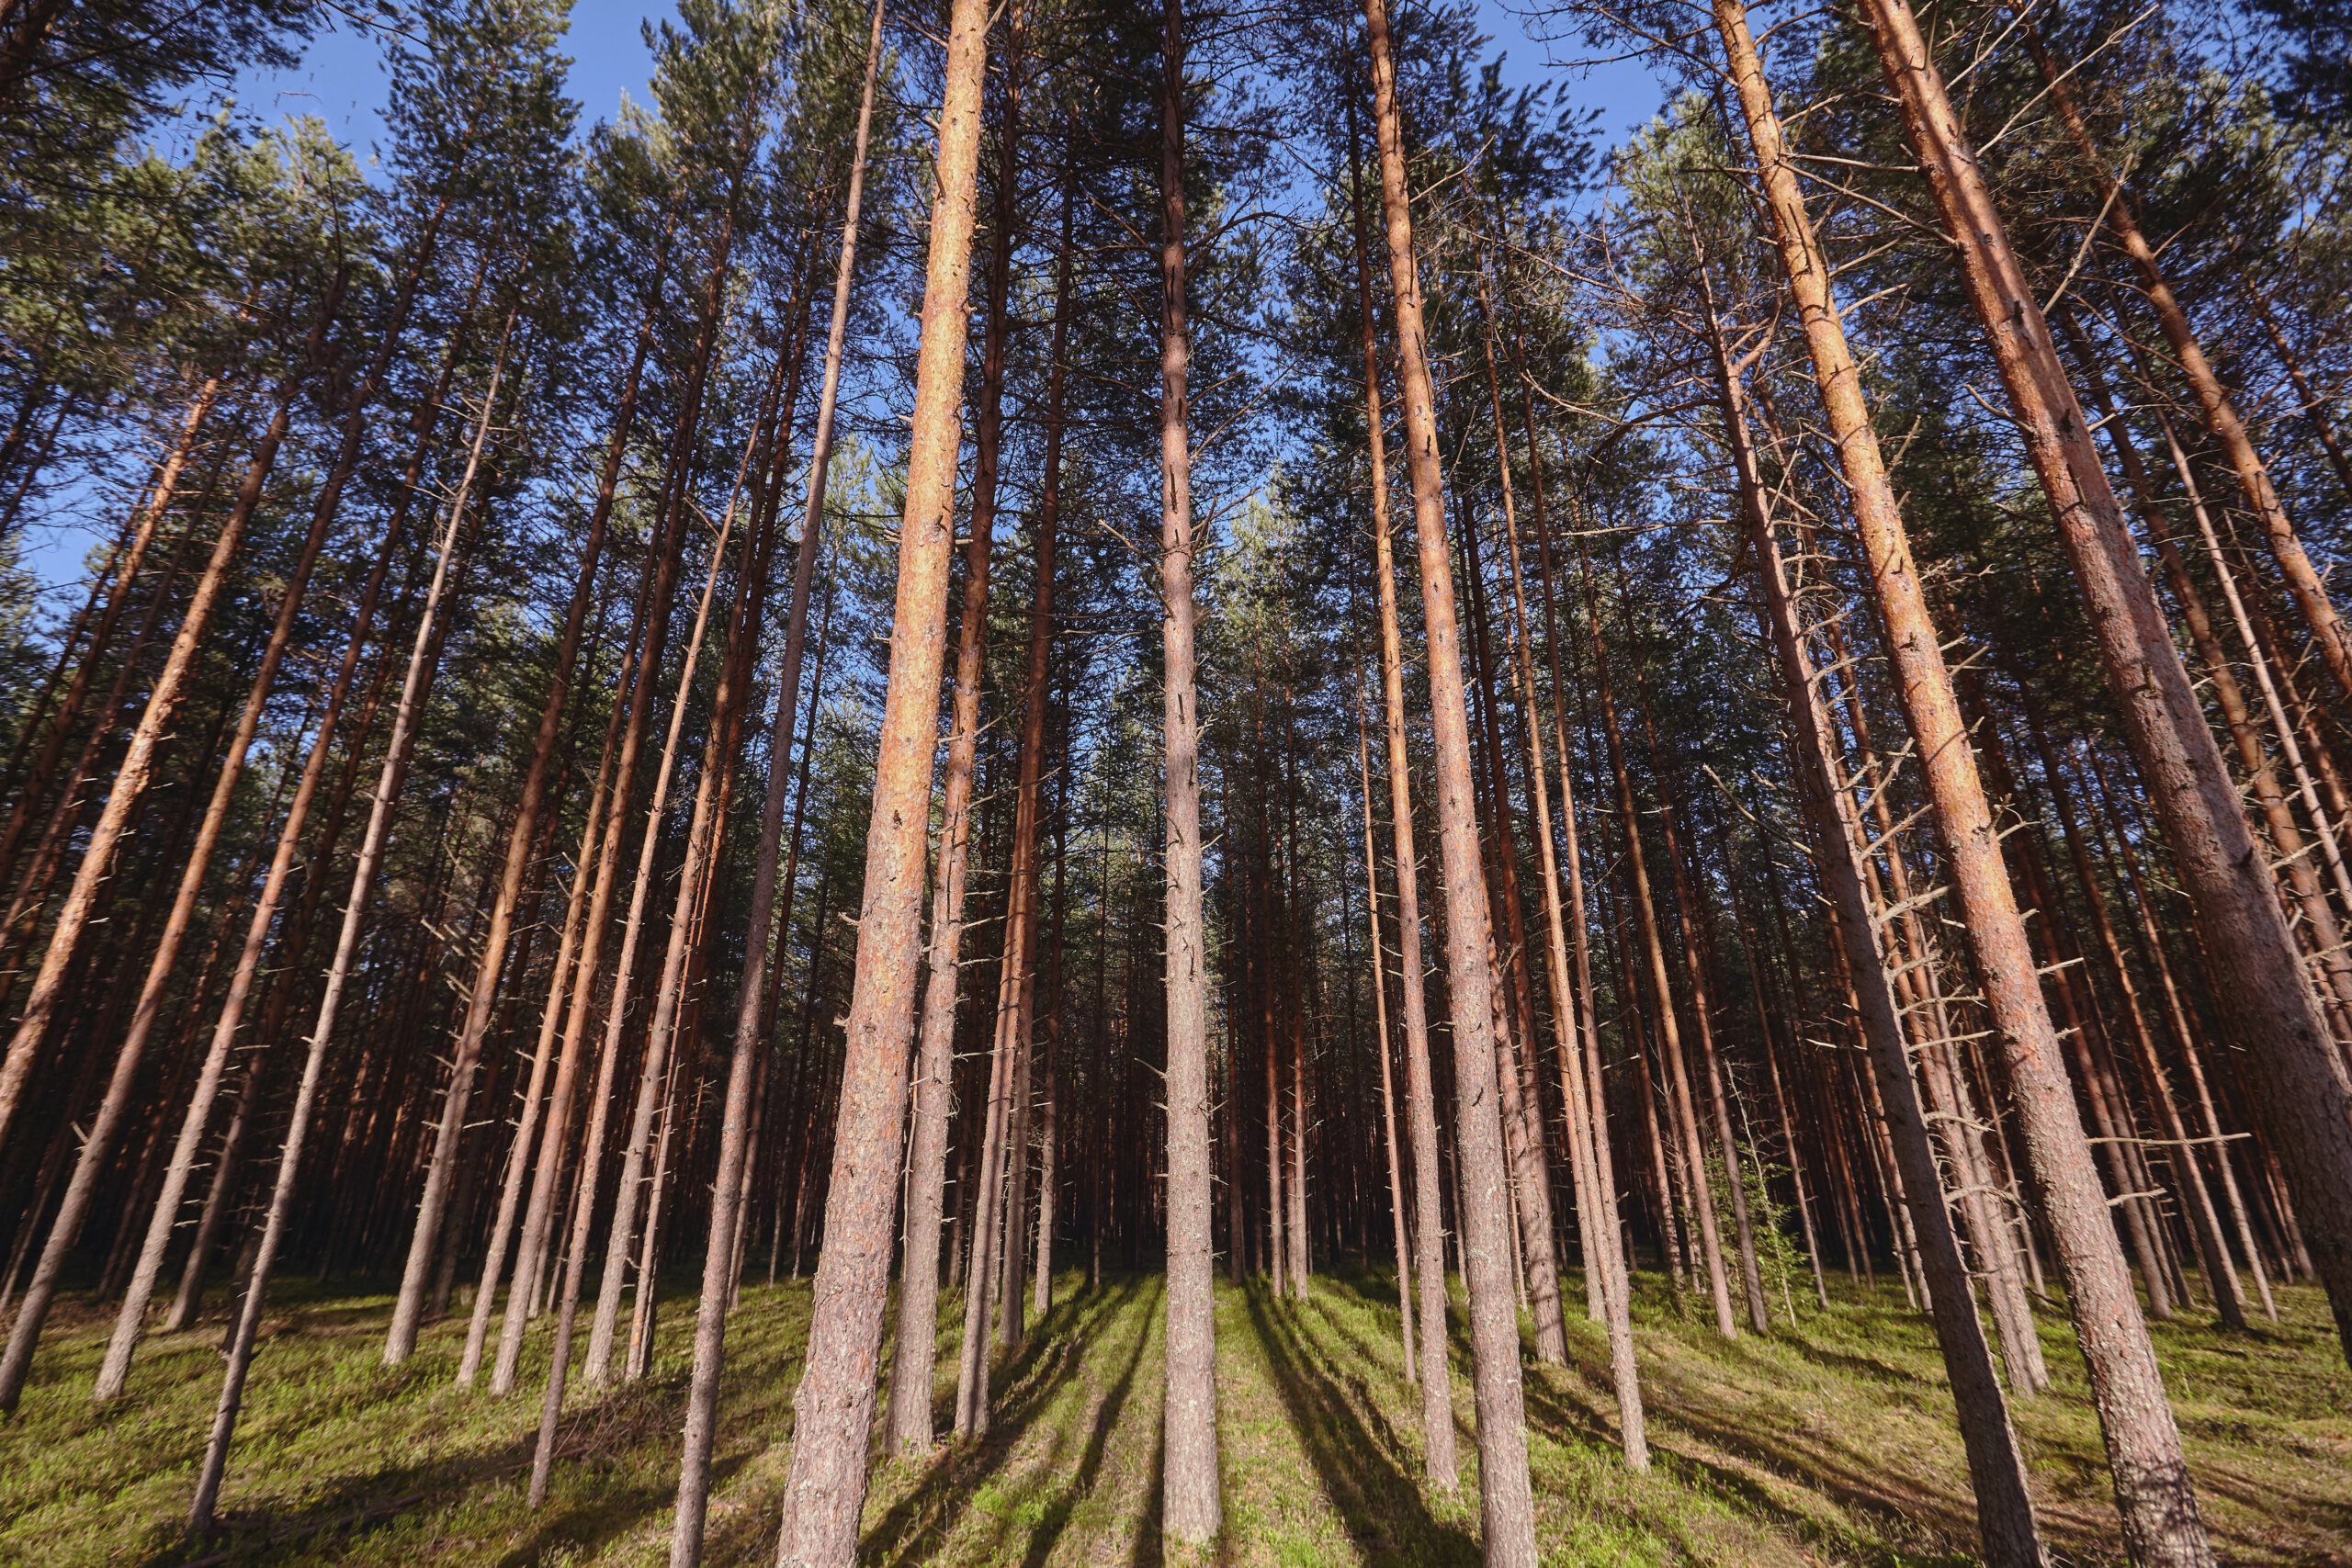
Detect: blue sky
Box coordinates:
(221, 0, 1670, 175)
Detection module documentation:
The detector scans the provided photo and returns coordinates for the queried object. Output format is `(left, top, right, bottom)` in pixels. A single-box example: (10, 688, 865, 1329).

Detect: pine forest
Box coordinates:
(0, 0, 2348, 1561)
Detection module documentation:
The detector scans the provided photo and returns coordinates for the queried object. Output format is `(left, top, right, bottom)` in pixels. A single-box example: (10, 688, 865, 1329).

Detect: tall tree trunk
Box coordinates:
(1715, 320, 2043, 1562)
(187, 319, 509, 1532)
(1860, 0, 2352, 1375)
(1031, 784, 1067, 1317)
(1355, 695, 1418, 1385)
(1363, 0, 1538, 1554)
(771, 0, 988, 1553)
(531, 410, 748, 1482)
(1711, 2, 2211, 1554)
(945, 7, 1027, 1435)
(1344, 77, 1457, 1485)
(670, 12, 881, 1555)
(1157, 0, 1221, 1543)
(2025, 708, 2246, 1329)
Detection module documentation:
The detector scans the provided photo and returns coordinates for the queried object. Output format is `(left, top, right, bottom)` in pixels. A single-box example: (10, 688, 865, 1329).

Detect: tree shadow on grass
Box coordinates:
(1018, 1280, 1154, 1568)
(1623, 1353, 1981, 1567)
(864, 1274, 1154, 1568)
(1245, 1286, 1478, 1567)
(131, 1359, 700, 1568)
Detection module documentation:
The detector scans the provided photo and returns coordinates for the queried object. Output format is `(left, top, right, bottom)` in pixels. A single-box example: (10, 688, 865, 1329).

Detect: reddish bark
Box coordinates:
(771, 0, 988, 1552)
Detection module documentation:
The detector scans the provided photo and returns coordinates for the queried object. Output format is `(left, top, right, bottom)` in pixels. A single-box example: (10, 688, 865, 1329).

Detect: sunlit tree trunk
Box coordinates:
(683, 27, 884, 1541)
(1343, 95, 1455, 1477)
(1363, 0, 1538, 1552)
(1157, 0, 1220, 1542)
(771, 0, 988, 1554)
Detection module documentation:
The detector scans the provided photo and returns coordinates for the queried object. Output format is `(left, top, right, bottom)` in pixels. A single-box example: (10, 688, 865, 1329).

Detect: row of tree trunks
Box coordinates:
(189, 319, 513, 1530)
(96, 281, 492, 1402)
(1858, 0, 2352, 1377)
(1709, 0, 2214, 1557)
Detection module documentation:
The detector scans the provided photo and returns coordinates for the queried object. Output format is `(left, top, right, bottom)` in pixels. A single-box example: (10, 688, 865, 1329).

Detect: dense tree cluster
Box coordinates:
(0, 0, 2348, 1561)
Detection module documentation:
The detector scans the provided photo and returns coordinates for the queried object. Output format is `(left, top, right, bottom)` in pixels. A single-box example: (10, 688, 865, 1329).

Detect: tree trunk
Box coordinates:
(1363, 0, 1537, 1553)
(669, 14, 880, 1557)
(944, 9, 1028, 1435)
(1158, 0, 1221, 1542)
(1344, 79, 1458, 1483)
(1356, 699, 1418, 1385)
(1583, 546, 1737, 1338)
(771, 0, 987, 1553)
(0, 375, 218, 898)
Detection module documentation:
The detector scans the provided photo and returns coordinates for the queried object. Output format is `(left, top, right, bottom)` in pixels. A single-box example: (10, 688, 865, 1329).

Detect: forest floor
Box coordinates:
(0, 1260, 2346, 1566)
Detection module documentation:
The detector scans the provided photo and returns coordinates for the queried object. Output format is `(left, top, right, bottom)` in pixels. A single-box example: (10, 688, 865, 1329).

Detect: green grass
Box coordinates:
(1, 1260, 2345, 1565)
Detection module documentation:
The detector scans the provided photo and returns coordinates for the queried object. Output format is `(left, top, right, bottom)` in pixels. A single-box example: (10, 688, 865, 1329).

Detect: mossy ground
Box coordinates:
(1, 1261, 2345, 1565)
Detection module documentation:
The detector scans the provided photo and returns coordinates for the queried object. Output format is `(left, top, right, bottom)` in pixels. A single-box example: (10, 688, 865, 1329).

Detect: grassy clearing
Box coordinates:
(0, 1262, 2344, 1565)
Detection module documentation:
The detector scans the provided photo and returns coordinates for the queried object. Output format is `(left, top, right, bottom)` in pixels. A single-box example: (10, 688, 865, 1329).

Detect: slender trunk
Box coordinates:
(670, 16, 879, 1556)
(1713, 2, 2210, 1553)
(880, 20, 1016, 1453)
(1463, 291, 1568, 1356)
(1638, 682, 1770, 1333)
(2026, 710, 2245, 1328)
(1363, 0, 1536, 1553)
(771, 0, 987, 1552)
(1031, 793, 1067, 1317)
(503, 178, 748, 1416)
(1345, 73, 1457, 1484)
(552, 413, 749, 1410)
(2009, 13, 2352, 707)
(1158, 0, 1220, 1542)
(188, 318, 509, 1531)
(1356, 697, 1418, 1384)
(946, 14, 1027, 1434)
(2064, 316, 2352, 1018)
(2247, 290, 2352, 502)
(1521, 402, 1635, 1342)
